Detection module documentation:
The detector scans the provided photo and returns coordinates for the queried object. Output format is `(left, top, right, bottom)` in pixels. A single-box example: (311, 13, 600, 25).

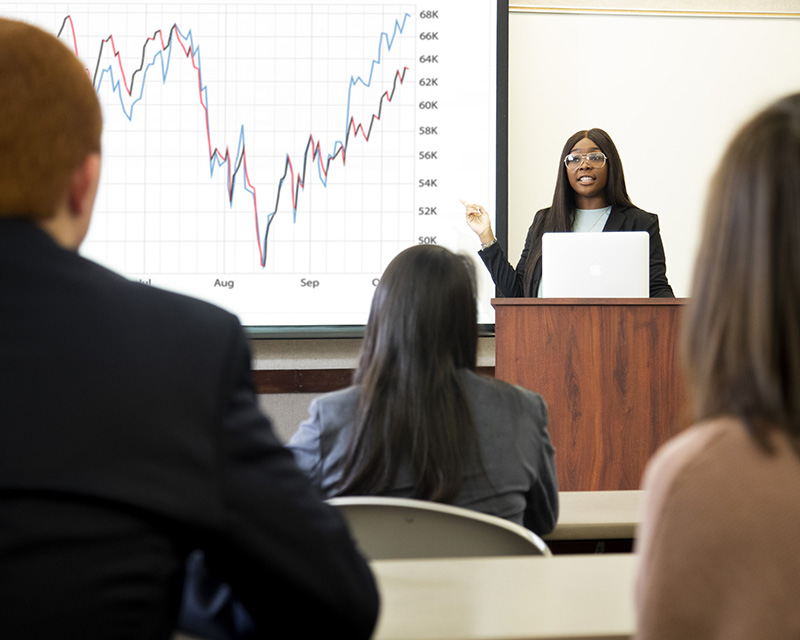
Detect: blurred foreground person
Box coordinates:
(635, 92, 800, 639)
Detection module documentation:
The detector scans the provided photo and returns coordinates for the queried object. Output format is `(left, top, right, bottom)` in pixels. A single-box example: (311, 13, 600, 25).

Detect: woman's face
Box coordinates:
(565, 137, 609, 208)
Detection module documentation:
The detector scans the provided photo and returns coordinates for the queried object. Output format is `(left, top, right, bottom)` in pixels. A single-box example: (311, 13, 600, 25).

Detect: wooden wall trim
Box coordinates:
(253, 367, 496, 394)
(509, 1, 800, 16)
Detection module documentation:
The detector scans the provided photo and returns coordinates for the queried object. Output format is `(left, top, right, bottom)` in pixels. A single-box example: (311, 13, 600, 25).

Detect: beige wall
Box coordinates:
(507, 2, 800, 298)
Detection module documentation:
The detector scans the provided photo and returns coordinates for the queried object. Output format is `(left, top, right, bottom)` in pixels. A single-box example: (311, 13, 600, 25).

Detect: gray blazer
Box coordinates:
(288, 369, 559, 535)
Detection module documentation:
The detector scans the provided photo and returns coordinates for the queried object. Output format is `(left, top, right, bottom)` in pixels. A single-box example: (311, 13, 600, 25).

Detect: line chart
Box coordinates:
(3, 1, 500, 328)
(56, 9, 412, 267)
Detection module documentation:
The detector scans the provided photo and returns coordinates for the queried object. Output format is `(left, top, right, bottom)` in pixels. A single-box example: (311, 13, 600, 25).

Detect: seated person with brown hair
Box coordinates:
(635, 92, 800, 640)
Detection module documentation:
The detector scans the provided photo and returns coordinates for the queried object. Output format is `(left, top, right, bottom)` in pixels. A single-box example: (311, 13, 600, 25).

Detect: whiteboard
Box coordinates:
(508, 9, 800, 297)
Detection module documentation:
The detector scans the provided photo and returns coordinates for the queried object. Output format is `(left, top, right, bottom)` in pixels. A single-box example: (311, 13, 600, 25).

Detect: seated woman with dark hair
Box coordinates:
(288, 244, 559, 534)
(634, 92, 800, 639)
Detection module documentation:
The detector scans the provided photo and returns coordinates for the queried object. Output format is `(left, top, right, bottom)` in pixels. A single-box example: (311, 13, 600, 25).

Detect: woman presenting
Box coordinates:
(463, 128, 674, 298)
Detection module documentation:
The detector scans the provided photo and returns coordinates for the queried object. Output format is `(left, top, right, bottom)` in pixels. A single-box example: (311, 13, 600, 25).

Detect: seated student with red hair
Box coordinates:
(0, 17, 377, 640)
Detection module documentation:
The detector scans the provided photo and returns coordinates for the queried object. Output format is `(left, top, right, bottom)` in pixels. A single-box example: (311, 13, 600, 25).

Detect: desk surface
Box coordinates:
(544, 490, 643, 541)
(371, 554, 638, 640)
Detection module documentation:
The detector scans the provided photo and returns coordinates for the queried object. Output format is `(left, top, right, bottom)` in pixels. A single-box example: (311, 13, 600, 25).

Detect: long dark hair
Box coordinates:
(334, 245, 481, 501)
(683, 92, 800, 450)
(523, 128, 635, 293)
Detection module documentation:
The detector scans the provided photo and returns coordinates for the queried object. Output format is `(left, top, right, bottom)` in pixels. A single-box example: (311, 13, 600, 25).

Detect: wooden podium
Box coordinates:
(493, 299, 689, 491)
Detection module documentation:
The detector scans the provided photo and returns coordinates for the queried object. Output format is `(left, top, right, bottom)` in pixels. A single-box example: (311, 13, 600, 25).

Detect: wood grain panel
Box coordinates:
(252, 366, 496, 394)
(494, 299, 689, 491)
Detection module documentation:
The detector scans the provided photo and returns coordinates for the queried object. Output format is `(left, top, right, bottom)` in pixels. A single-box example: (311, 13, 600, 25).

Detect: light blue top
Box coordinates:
(572, 205, 612, 233)
(537, 205, 613, 296)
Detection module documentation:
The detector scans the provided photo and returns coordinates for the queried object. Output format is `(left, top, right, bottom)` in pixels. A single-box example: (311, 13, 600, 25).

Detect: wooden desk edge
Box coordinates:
(544, 522, 638, 541)
(544, 490, 644, 541)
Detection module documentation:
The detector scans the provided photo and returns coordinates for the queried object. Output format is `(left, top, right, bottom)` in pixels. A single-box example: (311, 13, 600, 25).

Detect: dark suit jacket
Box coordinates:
(480, 205, 674, 298)
(0, 219, 378, 640)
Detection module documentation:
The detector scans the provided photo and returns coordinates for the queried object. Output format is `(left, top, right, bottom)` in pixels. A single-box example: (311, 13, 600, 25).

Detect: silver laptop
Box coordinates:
(541, 231, 649, 298)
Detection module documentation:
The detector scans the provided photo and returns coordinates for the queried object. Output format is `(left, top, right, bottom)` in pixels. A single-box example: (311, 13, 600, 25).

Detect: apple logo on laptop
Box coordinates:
(589, 264, 603, 277)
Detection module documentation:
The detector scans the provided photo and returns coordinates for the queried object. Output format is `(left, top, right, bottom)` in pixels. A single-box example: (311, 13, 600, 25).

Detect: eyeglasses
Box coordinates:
(564, 152, 607, 169)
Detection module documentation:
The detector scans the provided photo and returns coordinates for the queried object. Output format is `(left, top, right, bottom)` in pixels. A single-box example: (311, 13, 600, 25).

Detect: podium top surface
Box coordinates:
(492, 297, 687, 308)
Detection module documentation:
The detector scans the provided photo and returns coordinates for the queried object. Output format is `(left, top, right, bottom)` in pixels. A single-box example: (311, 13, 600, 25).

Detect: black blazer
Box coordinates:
(480, 205, 674, 298)
(0, 220, 378, 640)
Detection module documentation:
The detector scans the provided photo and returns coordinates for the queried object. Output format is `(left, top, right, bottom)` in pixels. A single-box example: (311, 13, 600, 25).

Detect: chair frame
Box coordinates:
(327, 496, 551, 559)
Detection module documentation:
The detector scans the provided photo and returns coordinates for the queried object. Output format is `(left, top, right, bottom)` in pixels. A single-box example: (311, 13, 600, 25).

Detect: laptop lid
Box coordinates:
(541, 231, 649, 298)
